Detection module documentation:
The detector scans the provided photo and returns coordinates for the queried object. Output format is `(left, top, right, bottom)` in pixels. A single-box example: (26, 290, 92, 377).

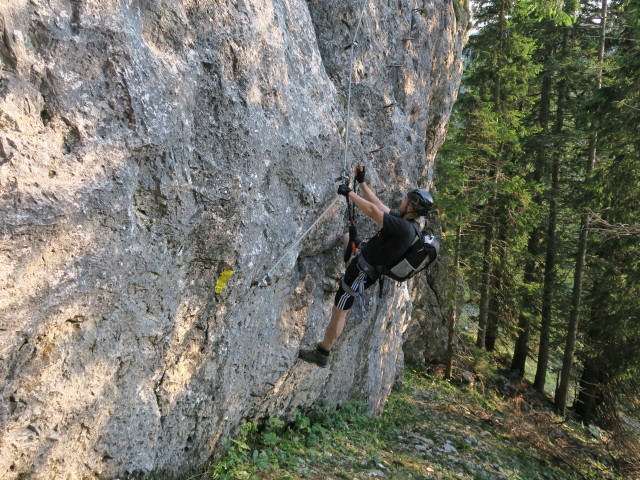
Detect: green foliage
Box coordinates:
(517, 0, 576, 25)
(207, 405, 368, 479)
(204, 367, 629, 479)
(208, 422, 261, 480)
(440, 0, 640, 431)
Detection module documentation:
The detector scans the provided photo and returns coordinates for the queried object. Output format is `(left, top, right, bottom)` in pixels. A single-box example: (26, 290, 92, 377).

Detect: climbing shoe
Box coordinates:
(299, 344, 330, 368)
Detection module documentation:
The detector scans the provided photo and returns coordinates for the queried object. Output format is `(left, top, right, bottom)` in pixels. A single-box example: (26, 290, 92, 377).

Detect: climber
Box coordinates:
(299, 164, 434, 368)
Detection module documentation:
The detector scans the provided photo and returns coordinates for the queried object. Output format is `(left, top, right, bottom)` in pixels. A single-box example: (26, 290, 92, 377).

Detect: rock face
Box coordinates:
(403, 257, 451, 365)
(0, 0, 468, 478)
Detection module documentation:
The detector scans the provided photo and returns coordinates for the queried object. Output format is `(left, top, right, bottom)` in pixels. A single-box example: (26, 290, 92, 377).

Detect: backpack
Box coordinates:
(383, 224, 440, 282)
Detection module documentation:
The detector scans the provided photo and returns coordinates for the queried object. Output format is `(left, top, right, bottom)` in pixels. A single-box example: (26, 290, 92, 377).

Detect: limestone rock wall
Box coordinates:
(403, 257, 451, 365)
(0, 0, 468, 478)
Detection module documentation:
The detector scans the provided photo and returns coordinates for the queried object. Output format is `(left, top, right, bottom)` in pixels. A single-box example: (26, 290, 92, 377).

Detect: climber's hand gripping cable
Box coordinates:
(338, 184, 352, 197)
(338, 166, 385, 227)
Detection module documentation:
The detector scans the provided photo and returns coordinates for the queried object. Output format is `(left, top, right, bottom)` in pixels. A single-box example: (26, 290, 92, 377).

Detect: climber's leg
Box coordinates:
(320, 305, 348, 351)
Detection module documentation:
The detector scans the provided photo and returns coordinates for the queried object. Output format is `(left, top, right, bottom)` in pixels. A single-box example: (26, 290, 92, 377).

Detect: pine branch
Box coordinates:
(588, 211, 640, 237)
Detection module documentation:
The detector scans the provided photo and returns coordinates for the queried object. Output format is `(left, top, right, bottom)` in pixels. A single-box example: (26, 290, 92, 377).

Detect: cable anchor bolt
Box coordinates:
(257, 274, 272, 288)
(344, 40, 359, 50)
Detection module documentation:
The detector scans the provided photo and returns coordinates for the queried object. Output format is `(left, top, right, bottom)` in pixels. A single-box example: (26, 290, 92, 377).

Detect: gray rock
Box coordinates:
(462, 370, 475, 383)
(443, 442, 458, 453)
(404, 255, 457, 364)
(408, 432, 434, 445)
(465, 435, 480, 445)
(0, 0, 469, 478)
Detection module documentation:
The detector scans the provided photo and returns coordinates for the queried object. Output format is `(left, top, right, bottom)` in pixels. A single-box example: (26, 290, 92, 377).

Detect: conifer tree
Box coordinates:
(438, 0, 639, 433)
(556, 0, 609, 416)
(572, 0, 640, 424)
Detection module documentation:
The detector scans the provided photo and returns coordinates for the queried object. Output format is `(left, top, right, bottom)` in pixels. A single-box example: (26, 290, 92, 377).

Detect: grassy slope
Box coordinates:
(198, 365, 633, 480)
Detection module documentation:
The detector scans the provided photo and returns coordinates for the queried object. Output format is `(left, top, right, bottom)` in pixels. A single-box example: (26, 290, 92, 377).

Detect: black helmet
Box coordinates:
(407, 189, 433, 216)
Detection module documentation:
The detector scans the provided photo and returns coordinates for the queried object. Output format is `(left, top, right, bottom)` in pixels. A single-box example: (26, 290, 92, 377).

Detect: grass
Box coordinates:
(195, 360, 635, 480)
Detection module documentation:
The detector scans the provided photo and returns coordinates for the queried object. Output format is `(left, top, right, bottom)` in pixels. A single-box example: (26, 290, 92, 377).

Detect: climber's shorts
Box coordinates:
(334, 260, 378, 311)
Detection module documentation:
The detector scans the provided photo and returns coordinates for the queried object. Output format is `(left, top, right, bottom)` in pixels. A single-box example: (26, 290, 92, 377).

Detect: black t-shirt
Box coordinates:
(361, 210, 418, 267)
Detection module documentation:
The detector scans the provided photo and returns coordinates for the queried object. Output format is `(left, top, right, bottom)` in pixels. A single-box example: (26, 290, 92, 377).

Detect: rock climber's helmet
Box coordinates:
(407, 189, 433, 216)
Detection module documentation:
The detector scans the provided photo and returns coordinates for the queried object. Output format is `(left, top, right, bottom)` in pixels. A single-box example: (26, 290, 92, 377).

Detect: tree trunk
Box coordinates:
(533, 41, 563, 392)
(574, 282, 608, 425)
(485, 270, 500, 352)
(555, 0, 607, 416)
(486, 224, 506, 352)
(556, 216, 589, 415)
(476, 217, 494, 349)
(574, 215, 615, 424)
(510, 231, 539, 376)
(534, 151, 559, 391)
(574, 347, 605, 425)
(445, 224, 462, 379)
(477, 0, 505, 350)
(511, 40, 554, 379)
(492, 0, 506, 111)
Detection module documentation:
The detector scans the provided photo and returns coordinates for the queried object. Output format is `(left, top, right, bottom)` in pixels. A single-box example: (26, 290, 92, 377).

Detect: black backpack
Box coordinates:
(383, 223, 440, 282)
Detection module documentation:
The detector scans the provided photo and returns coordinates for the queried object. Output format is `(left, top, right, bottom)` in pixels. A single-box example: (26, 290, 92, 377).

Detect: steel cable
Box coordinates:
(257, 0, 370, 288)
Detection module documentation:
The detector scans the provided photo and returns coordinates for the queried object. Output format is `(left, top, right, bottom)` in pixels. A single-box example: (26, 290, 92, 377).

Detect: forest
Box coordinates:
(437, 0, 639, 434)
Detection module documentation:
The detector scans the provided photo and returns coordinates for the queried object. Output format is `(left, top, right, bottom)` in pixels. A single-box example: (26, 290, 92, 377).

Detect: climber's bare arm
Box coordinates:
(346, 191, 385, 227)
(353, 165, 390, 214)
(357, 181, 390, 214)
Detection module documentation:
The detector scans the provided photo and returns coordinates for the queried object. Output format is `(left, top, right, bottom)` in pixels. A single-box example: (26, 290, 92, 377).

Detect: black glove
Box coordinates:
(355, 165, 366, 184)
(338, 184, 352, 197)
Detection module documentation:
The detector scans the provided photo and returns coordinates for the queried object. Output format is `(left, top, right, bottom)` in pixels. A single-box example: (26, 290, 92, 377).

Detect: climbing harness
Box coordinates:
(256, 1, 370, 289)
(339, 271, 368, 319)
(343, 178, 368, 318)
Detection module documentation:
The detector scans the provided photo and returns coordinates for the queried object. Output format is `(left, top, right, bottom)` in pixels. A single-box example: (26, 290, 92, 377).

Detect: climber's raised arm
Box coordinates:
(337, 184, 385, 227)
(353, 165, 390, 214)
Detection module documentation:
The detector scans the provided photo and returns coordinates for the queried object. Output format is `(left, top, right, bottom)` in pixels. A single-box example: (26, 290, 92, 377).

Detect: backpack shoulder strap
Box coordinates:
(410, 221, 423, 243)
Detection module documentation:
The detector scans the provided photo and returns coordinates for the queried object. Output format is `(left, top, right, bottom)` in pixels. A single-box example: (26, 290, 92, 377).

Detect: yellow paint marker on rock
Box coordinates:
(214, 269, 234, 294)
